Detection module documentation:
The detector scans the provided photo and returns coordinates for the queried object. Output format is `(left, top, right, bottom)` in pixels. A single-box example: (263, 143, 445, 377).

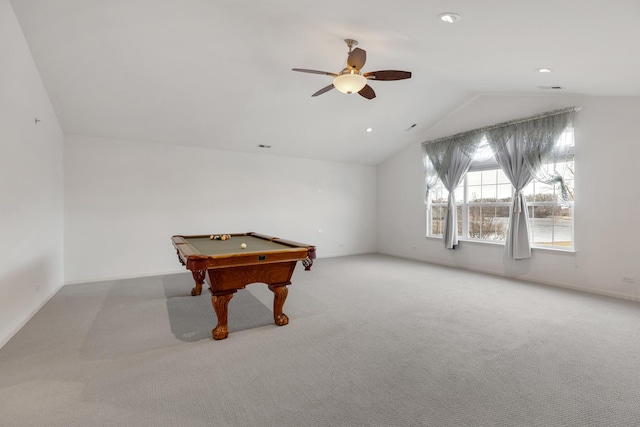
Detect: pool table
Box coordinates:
(171, 232, 316, 340)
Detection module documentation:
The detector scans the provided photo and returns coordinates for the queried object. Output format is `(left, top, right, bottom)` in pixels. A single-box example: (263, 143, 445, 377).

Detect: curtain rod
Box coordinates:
(422, 106, 582, 146)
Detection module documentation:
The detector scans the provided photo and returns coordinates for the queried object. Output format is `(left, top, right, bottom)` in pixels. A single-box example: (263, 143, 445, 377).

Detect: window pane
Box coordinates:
(467, 172, 482, 186)
(497, 183, 512, 201)
(533, 203, 554, 219)
(551, 205, 573, 247)
(468, 186, 482, 203)
(432, 186, 447, 204)
(468, 206, 481, 238)
(495, 207, 510, 241)
(496, 206, 510, 218)
(469, 206, 508, 241)
(530, 205, 573, 247)
(482, 185, 497, 201)
(466, 170, 513, 203)
(534, 182, 555, 201)
(498, 172, 512, 185)
(522, 181, 535, 200)
(482, 170, 497, 185)
(430, 206, 445, 236)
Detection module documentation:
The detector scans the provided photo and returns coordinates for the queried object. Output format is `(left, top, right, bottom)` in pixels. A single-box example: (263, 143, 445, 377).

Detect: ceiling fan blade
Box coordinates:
(312, 84, 335, 97)
(358, 84, 376, 100)
(292, 68, 338, 77)
(347, 48, 366, 70)
(363, 70, 412, 81)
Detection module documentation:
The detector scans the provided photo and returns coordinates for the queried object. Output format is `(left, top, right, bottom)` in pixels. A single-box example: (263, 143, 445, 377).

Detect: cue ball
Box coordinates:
(240, 243, 247, 249)
(210, 235, 214, 240)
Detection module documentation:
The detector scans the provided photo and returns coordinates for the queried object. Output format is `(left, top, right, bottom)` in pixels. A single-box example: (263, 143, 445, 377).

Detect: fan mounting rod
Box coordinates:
(344, 39, 358, 52)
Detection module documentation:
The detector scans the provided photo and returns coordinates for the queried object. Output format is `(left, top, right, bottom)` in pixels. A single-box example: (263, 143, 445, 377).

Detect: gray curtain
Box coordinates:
(486, 111, 574, 259)
(486, 129, 534, 259)
(521, 113, 574, 202)
(423, 134, 482, 249)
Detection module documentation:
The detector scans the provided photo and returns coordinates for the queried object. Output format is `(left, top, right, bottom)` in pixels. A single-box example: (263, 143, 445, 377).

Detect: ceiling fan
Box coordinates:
(292, 39, 411, 100)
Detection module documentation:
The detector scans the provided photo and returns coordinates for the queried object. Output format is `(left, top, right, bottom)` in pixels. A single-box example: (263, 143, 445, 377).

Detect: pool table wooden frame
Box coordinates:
(172, 232, 316, 340)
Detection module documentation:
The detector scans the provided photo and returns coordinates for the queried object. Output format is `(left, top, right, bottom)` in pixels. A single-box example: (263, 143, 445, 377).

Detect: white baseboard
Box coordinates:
(0, 281, 64, 350)
(63, 269, 187, 286)
(378, 251, 640, 303)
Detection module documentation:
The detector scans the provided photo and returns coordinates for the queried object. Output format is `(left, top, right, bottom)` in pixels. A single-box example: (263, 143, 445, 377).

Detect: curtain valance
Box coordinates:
(421, 106, 580, 150)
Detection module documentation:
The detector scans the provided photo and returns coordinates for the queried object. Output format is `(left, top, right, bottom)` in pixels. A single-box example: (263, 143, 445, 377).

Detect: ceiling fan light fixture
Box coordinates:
(333, 72, 367, 94)
(292, 39, 411, 100)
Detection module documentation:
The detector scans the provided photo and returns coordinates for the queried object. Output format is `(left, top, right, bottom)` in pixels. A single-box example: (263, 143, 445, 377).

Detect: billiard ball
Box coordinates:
(210, 235, 214, 240)
(240, 243, 247, 249)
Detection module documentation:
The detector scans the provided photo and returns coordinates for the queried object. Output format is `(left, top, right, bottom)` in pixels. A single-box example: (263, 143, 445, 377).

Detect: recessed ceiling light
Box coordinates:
(439, 13, 461, 23)
(537, 68, 553, 73)
(366, 128, 373, 133)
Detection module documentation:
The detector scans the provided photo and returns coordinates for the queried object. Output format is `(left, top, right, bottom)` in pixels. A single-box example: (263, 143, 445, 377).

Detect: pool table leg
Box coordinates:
(268, 284, 289, 326)
(190, 270, 205, 296)
(302, 257, 313, 271)
(211, 292, 235, 340)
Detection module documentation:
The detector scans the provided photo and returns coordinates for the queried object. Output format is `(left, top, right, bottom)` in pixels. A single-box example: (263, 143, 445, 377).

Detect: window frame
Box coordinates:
(426, 148, 575, 251)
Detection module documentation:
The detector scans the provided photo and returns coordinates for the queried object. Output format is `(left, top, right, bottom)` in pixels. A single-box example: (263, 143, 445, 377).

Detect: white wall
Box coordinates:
(0, 0, 64, 347)
(378, 94, 640, 301)
(64, 135, 377, 283)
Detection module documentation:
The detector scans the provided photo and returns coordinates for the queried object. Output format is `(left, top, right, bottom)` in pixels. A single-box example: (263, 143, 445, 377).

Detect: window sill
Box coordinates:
(426, 235, 576, 254)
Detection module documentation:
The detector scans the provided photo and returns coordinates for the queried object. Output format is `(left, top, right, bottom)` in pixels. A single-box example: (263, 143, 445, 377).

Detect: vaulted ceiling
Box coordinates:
(10, 0, 640, 165)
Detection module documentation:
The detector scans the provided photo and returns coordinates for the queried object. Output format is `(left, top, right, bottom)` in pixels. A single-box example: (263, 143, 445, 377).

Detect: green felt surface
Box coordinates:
(185, 235, 295, 256)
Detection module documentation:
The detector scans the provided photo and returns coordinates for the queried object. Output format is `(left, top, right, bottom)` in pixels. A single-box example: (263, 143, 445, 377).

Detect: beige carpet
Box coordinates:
(1, 254, 640, 426)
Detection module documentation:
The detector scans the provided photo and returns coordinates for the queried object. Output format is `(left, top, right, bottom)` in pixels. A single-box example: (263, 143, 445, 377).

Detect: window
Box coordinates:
(427, 133, 574, 249)
(524, 163, 574, 248)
